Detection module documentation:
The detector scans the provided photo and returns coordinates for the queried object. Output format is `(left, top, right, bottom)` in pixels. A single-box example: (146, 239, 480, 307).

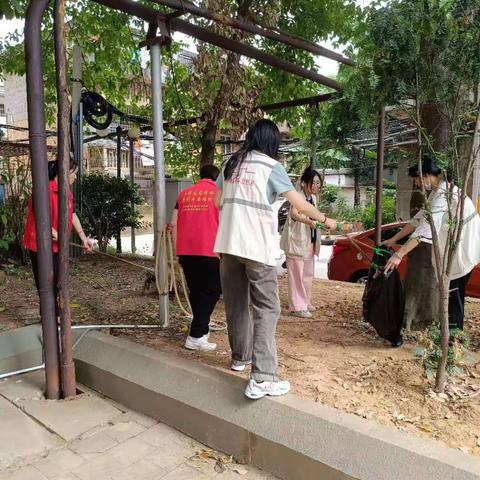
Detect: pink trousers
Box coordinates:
(286, 252, 315, 312)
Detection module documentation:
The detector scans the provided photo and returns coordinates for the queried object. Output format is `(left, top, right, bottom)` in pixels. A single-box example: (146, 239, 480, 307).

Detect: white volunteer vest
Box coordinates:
(214, 151, 279, 266)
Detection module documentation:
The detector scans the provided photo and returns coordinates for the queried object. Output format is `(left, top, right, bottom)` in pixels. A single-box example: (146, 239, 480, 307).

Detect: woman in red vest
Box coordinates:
(170, 164, 221, 352)
(23, 159, 93, 315)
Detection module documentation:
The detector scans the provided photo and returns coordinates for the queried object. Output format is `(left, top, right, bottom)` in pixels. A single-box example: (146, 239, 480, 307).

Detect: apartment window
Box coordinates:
(220, 135, 233, 156)
(0, 104, 5, 116)
(107, 150, 115, 168)
(135, 155, 142, 170)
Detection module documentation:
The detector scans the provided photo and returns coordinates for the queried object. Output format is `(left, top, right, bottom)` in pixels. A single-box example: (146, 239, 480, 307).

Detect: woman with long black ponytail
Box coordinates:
(23, 158, 93, 319)
(214, 119, 337, 399)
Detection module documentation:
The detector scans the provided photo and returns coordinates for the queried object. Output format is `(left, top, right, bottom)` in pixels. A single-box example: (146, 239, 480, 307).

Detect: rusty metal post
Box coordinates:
(54, 0, 76, 399)
(375, 107, 386, 245)
(25, 0, 61, 400)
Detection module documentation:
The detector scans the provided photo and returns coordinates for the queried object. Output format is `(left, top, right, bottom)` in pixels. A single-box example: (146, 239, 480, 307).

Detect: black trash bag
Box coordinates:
(277, 200, 290, 234)
(362, 248, 404, 345)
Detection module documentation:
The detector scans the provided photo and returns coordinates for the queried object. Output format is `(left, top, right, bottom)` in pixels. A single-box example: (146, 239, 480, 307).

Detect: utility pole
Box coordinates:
(142, 30, 170, 327)
(129, 136, 136, 254)
(71, 44, 83, 257)
(375, 107, 385, 245)
(54, 0, 76, 399)
(116, 125, 122, 253)
(25, 0, 61, 400)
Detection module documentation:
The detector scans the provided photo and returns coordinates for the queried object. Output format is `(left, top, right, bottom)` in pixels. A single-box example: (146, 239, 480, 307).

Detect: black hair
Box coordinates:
(224, 119, 280, 180)
(48, 157, 78, 181)
(200, 164, 220, 181)
(300, 166, 322, 189)
(408, 153, 442, 178)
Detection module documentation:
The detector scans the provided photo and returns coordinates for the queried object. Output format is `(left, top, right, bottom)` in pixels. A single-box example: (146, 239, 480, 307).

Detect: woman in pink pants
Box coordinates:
(280, 167, 322, 318)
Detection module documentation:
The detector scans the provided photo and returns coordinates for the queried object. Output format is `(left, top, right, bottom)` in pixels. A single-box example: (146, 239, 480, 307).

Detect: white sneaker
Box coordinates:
(231, 360, 252, 372)
(185, 336, 217, 352)
(308, 304, 316, 312)
(292, 310, 313, 318)
(245, 379, 291, 400)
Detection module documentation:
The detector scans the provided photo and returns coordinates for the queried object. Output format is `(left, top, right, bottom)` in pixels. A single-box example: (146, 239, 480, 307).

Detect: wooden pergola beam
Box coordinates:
(93, 0, 342, 91)
(258, 92, 339, 112)
(147, 0, 354, 67)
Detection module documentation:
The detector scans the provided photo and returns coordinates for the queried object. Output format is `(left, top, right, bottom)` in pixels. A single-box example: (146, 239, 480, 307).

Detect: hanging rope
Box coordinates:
(71, 230, 227, 332)
(154, 228, 227, 331)
(347, 237, 375, 265)
(346, 237, 393, 271)
(155, 228, 190, 317)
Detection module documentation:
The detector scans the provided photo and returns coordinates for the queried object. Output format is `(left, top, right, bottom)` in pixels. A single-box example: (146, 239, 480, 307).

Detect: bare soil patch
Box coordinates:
(1, 255, 479, 455)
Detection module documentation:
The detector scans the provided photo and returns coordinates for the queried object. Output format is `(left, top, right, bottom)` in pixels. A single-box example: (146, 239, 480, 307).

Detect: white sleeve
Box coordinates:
(409, 209, 424, 228)
(410, 209, 433, 244)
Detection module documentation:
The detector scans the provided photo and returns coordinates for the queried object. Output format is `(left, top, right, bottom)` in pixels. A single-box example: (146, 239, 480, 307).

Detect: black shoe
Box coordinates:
(390, 336, 403, 348)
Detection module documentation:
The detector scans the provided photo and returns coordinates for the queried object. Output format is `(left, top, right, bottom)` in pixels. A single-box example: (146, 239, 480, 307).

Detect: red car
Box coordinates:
(327, 222, 480, 298)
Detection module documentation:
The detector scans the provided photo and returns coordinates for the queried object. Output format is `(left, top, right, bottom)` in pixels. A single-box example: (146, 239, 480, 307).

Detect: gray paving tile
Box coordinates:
(33, 448, 85, 479)
(109, 459, 168, 480)
(18, 394, 121, 441)
(0, 396, 63, 471)
(0, 466, 48, 480)
(103, 421, 146, 443)
(70, 437, 155, 480)
(161, 464, 210, 480)
(69, 431, 118, 457)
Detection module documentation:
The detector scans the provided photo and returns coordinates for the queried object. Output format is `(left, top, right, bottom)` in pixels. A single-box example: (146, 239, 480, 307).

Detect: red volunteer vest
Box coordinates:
(23, 179, 74, 253)
(176, 179, 219, 257)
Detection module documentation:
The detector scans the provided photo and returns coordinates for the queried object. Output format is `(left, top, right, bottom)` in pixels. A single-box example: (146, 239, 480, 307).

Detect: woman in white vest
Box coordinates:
(384, 154, 480, 331)
(280, 166, 322, 318)
(215, 119, 337, 399)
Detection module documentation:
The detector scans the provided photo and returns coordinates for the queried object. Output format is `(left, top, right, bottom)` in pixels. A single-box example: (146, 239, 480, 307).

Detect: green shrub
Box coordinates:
(361, 195, 396, 230)
(423, 324, 470, 379)
(322, 185, 339, 205)
(333, 196, 363, 223)
(79, 174, 142, 252)
(0, 156, 31, 262)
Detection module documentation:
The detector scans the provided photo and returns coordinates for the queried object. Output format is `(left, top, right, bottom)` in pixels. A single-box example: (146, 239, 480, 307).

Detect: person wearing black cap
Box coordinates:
(382, 154, 480, 330)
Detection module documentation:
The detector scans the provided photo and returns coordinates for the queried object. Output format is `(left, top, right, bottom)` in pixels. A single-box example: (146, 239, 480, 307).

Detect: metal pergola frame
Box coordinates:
(24, 0, 370, 400)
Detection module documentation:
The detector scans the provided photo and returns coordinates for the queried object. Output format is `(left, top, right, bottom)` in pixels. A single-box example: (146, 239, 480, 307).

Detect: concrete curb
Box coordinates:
(0, 325, 43, 375)
(73, 331, 480, 480)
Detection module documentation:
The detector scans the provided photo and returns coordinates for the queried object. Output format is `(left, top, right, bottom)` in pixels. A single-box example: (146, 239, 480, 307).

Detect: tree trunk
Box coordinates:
(435, 275, 450, 392)
(420, 103, 451, 151)
(403, 242, 439, 330)
(403, 102, 450, 330)
(353, 167, 360, 207)
(200, 118, 218, 166)
(198, 4, 252, 166)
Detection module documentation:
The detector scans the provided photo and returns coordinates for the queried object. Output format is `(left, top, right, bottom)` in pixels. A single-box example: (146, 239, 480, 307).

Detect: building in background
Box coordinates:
(0, 80, 6, 139)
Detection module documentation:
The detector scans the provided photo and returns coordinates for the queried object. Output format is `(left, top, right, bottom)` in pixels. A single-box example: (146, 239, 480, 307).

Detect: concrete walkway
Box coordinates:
(0, 372, 277, 480)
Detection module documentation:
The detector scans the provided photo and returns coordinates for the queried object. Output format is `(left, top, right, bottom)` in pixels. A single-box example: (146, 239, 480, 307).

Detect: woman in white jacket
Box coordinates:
(214, 120, 337, 399)
(280, 167, 322, 318)
(384, 155, 480, 330)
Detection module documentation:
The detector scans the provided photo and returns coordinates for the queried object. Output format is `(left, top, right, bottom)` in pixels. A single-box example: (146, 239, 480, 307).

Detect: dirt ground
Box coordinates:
(1, 255, 480, 456)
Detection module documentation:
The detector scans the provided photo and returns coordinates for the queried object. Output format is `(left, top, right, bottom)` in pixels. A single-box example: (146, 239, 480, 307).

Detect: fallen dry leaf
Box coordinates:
(418, 424, 434, 433)
(232, 467, 248, 475)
